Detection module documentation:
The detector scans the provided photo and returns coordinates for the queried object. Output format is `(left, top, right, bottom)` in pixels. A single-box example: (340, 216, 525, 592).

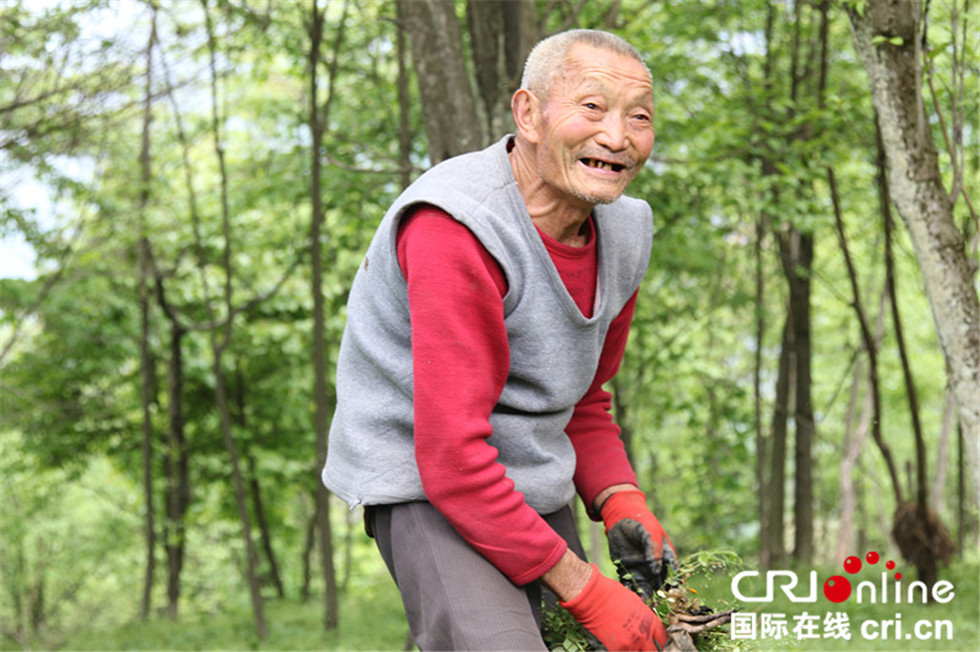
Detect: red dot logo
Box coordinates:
(824, 551, 900, 602)
(823, 576, 852, 603)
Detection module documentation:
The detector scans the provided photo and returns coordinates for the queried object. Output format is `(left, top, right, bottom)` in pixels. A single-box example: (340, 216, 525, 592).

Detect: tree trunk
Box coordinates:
(229, 368, 285, 599)
(777, 228, 815, 565)
(930, 389, 956, 513)
(137, 9, 158, 621)
(958, 422, 976, 552)
(308, 0, 341, 630)
(246, 453, 285, 599)
(163, 320, 189, 619)
(301, 510, 316, 601)
(879, 117, 929, 515)
(753, 211, 768, 568)
(154, 21, 196, 623)
(138, 242, 157, 623)
(200, 0, 267, 637)
(835, 288, 887, 561)
(395, 9, 412, 191)
(465, 0, 537, 140)
(29, 539, 46, 634)
(397, 0, 485, 162)
(846, 0, 980, 505)
(466, 0, 505, 139)
(755, 2, 778, 570)
(341, 507, 355, 593)
(212, 357, 268, 637)
(831, 168, 904, 506)
(763, 318, 793, 569)
(836, 354, 868, 561)
(501, 0, 537, 93)
(876, 109, 956, 590)
(781, 0, 830, 568)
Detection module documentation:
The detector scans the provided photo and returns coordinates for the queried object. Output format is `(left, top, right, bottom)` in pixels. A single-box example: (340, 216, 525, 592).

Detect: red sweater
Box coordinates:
(397, 206, 638, 585)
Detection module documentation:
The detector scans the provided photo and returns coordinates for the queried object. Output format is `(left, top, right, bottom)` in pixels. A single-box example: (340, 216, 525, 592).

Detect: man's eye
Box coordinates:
(583, 102, 601, 110)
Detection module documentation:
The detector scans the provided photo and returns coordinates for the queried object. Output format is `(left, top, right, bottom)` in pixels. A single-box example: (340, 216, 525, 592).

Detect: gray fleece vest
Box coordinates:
(322, 135, 653, 514)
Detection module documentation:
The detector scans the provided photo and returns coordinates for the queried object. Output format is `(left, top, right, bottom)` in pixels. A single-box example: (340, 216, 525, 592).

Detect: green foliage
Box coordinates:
(541, 607, 593, 652)
(1, 434, 145, 649)
(542, 551, 745, 651)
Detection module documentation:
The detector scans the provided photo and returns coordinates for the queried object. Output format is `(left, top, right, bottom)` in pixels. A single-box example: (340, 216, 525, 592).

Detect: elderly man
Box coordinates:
(324, 29, 675, 650)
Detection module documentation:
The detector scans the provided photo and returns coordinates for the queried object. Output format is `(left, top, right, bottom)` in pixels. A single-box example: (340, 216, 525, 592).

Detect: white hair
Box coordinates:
(520, 29, 651, 97)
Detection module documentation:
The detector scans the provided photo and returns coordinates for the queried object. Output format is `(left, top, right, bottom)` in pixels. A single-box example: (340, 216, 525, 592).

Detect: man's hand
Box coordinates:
(559, 563, 668, 651)
(600, 489, 677, 599)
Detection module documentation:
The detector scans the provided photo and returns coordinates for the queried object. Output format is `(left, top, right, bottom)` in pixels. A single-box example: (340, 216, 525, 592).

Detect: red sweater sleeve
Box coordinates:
(397, 206, 567, 585)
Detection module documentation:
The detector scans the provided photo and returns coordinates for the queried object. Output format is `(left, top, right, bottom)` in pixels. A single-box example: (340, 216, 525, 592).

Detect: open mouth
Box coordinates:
(581, 157, 627, 173)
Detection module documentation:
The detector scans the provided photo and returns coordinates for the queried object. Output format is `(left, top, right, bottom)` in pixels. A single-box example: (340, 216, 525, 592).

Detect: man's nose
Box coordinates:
(595, 112, 629, 152)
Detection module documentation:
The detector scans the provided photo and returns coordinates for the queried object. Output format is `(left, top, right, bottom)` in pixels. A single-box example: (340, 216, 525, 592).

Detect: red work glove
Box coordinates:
(560, 563, 668, 651)
(601, 489, 678, 599)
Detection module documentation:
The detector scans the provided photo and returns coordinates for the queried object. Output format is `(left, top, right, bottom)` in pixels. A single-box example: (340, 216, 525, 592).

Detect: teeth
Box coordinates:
(584, 158, 621, 171)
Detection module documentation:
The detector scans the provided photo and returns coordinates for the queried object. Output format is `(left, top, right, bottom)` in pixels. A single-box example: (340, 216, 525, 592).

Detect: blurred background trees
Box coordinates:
(1, 0, 976, 648)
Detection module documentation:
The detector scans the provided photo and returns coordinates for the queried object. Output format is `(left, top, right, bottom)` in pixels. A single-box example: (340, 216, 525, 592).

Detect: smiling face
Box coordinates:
(515, 43, 655, 213)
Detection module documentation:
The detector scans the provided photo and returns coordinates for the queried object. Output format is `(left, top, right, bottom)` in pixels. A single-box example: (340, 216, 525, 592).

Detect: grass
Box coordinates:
(33, 575, 410, 652)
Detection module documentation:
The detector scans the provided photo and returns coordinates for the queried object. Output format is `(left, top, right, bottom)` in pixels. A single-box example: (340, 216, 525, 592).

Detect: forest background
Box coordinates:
(1, 0, 978, 650)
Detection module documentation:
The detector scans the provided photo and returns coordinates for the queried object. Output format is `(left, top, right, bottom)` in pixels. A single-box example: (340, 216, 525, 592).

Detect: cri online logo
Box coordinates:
(731, 551, 955, 605)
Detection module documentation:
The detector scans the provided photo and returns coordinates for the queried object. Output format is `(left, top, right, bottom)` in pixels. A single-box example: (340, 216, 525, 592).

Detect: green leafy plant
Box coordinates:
(542, 550, 745, 652)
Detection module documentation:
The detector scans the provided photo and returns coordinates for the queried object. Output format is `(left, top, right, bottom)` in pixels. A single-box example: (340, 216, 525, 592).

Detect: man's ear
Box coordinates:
(511, 89, 542, 144)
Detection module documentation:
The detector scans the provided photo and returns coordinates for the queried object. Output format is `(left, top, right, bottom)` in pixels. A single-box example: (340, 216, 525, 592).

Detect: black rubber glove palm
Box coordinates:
(601, 490, 678, 600)
(607, 518, 678, 599)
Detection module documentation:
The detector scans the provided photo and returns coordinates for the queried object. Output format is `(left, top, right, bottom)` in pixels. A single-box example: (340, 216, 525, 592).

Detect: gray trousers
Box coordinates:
(367, 501, 588, 651)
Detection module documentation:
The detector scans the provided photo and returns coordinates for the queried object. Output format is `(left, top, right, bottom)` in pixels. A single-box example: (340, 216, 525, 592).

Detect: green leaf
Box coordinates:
(872, 35, 905, 47)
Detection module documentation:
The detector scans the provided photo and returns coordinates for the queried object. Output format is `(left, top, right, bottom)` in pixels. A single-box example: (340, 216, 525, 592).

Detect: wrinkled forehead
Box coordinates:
(554, 44, 654, 102)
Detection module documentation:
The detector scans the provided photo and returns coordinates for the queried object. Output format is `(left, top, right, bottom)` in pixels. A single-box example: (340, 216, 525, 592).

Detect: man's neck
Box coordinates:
(509, 140, 593, 247)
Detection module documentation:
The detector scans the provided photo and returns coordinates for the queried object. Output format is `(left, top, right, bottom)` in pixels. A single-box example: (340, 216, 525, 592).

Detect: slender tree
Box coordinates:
(307, 0, 346, 631)
(153, 271, 190, 619)
(765, 321, 792, 567)
(198, 0, 267, 638)
(752, 201, 768, 566)
(152, 19, 203, 619)
(136, 6, 159, 621)
(878, 118, 955, 589)
(846, 0, 979, 504)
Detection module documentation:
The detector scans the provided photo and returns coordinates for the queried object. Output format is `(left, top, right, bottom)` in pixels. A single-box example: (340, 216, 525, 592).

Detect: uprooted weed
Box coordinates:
(542, 550, 748, 652)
